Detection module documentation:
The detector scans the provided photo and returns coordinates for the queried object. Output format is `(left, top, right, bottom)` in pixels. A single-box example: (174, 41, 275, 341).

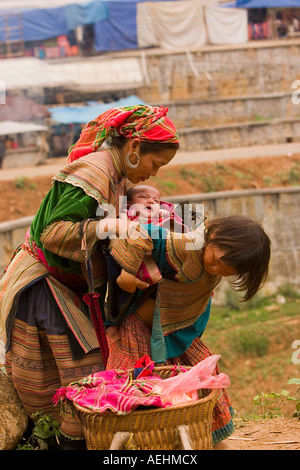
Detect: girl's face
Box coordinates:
(203, 245, 238, 277)
(125, 147, 176, 184)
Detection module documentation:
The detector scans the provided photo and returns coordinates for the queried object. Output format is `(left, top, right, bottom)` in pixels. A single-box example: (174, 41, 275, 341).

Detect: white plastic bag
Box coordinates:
(152, 355, 230, 405)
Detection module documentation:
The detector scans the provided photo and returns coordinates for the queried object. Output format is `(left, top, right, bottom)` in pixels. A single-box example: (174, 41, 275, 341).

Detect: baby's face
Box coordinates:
(129, 186, 161, 219)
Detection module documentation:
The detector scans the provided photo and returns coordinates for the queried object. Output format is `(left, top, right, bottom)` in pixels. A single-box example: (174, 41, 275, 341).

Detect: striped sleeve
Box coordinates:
(40, 219, 99, 263)
(110, 223, 153, 275)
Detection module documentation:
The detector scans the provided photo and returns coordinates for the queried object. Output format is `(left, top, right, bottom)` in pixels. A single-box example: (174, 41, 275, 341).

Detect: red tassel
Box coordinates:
(52, 387, 68, 405)
(83, 292, 109, 368)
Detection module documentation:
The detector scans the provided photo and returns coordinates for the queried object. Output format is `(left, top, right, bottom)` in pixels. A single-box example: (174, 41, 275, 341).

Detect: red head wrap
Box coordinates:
(67, 105, 179, 163)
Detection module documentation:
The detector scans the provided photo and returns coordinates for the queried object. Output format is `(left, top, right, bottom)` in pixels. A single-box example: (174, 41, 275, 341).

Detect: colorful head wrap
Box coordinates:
(67, 105, 179, 163)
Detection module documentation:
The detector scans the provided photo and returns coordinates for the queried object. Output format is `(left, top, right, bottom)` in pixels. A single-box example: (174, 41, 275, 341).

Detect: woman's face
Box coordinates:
(203, 245, 238, 277)
(125, 145, 176, 184)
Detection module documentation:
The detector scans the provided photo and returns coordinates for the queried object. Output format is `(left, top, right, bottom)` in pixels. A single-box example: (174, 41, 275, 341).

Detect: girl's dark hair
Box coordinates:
(111, 134, 179, 154)
(205, 215, 271, 301)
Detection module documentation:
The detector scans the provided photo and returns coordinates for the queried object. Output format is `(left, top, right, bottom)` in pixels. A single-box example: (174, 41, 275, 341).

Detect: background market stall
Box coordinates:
(0, 121, 49, 168)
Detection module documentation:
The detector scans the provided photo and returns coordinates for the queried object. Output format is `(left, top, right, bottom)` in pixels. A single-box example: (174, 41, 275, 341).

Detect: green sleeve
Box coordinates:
(30, 181, 99, 272)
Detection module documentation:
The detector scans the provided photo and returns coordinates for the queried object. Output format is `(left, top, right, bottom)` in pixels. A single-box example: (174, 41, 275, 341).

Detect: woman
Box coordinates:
(0, 105, 179, 448)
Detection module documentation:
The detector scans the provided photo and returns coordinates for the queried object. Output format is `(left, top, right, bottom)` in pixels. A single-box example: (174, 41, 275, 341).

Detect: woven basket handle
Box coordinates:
(109, 432, 132, 450)
(109, 426, 194, 450)
(177, 425, 193, 450)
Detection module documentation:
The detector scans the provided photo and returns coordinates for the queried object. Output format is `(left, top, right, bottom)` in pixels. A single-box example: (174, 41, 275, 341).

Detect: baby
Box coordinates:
(125, 184, 189, 232)
(126, 185, 163, 222)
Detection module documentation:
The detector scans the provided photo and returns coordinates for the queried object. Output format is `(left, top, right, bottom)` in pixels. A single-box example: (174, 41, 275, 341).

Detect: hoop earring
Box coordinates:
(126, 151, 140, 169)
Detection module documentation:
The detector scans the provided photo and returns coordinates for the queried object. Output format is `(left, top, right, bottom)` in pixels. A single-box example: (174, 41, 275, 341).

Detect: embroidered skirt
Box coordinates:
(5, 279, 104, 440)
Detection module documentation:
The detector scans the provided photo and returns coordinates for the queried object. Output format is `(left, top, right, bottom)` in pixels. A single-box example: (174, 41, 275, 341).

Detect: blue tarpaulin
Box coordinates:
(48, 95, 148, 124)
(0, 1, 108, 43)
(64, 1, 108, 31)
(94, 1, 139, 52)
(236, 0, 300, 6)
(93, 0, 172, 52)
(0, 7, 69, 42)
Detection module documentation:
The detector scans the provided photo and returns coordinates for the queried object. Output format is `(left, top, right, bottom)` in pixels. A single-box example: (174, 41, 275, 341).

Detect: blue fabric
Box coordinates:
(22, 8, 69, 41)
(143, 225, 176, 278)
(151, 290, 168, 364)
(64, 1, 108, 31)
(94, 1, 138, 52)
(0, 7, 69, 42)
(48, 95, 148, 125)
(0, 2, 108, 43)
(236, 0, 300, 6)
(165, 299, 211, 359)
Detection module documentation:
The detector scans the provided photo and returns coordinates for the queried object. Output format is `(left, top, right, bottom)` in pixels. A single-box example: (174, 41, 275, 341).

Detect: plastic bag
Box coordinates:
(152, 355, 230, 405)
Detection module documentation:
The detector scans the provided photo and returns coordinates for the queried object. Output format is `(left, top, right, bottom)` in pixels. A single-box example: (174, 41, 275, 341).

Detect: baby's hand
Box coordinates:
(159, 209, 170, 218)
(116, 269, 149, 293)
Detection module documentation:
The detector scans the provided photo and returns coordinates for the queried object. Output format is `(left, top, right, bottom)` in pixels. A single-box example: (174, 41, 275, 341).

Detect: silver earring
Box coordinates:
(126, 151, 140, 169)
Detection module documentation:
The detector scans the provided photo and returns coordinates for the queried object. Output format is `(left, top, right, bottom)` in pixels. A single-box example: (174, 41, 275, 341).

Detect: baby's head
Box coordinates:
(126, 185, 161, 219)
(203, 215, 271, 301)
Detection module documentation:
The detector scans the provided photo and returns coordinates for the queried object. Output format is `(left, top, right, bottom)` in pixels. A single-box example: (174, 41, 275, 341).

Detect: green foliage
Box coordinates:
(263, 175, 274, 187)
(230, 328, 270, 358)
(200, 172, 224, 192)
(179, 165, 197, 179)
(287, 378, 300, 418)
(17, 411, 61, 450)
(278, 284, 300, 300)
(14, 176, 37, 190)
(14, 176, 28, 189)
(253, 379, 300, 419)
(276, 162, 300, 186)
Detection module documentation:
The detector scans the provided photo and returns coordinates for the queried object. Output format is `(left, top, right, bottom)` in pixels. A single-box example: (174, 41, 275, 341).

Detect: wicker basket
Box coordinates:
(71, 366, 219, 450)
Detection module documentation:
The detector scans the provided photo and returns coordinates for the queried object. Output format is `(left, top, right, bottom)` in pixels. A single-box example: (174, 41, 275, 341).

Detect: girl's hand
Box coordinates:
(116, 269, 149, 293)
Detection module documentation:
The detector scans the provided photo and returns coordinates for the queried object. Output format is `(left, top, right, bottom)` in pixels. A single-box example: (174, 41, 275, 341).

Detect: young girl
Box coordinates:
(97, 214, 271, 448)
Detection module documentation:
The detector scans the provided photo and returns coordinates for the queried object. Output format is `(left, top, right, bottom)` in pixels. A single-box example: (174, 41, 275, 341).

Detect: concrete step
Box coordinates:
(167, 92, 299, 130)
(177, 117, 300, 151)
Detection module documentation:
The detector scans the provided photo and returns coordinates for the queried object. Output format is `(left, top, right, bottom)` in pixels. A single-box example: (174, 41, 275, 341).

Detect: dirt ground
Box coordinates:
(1, 153, 300, 223)
(229, 417, 300, 451)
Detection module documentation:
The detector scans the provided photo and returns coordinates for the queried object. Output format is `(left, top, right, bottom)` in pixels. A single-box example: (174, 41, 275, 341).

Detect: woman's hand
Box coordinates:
(97, 218, 131, 239)
(116, 269, 149, 293)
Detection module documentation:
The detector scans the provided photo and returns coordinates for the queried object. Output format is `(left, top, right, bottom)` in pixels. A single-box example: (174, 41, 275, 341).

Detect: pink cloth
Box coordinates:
(53, 369, 170, 415)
